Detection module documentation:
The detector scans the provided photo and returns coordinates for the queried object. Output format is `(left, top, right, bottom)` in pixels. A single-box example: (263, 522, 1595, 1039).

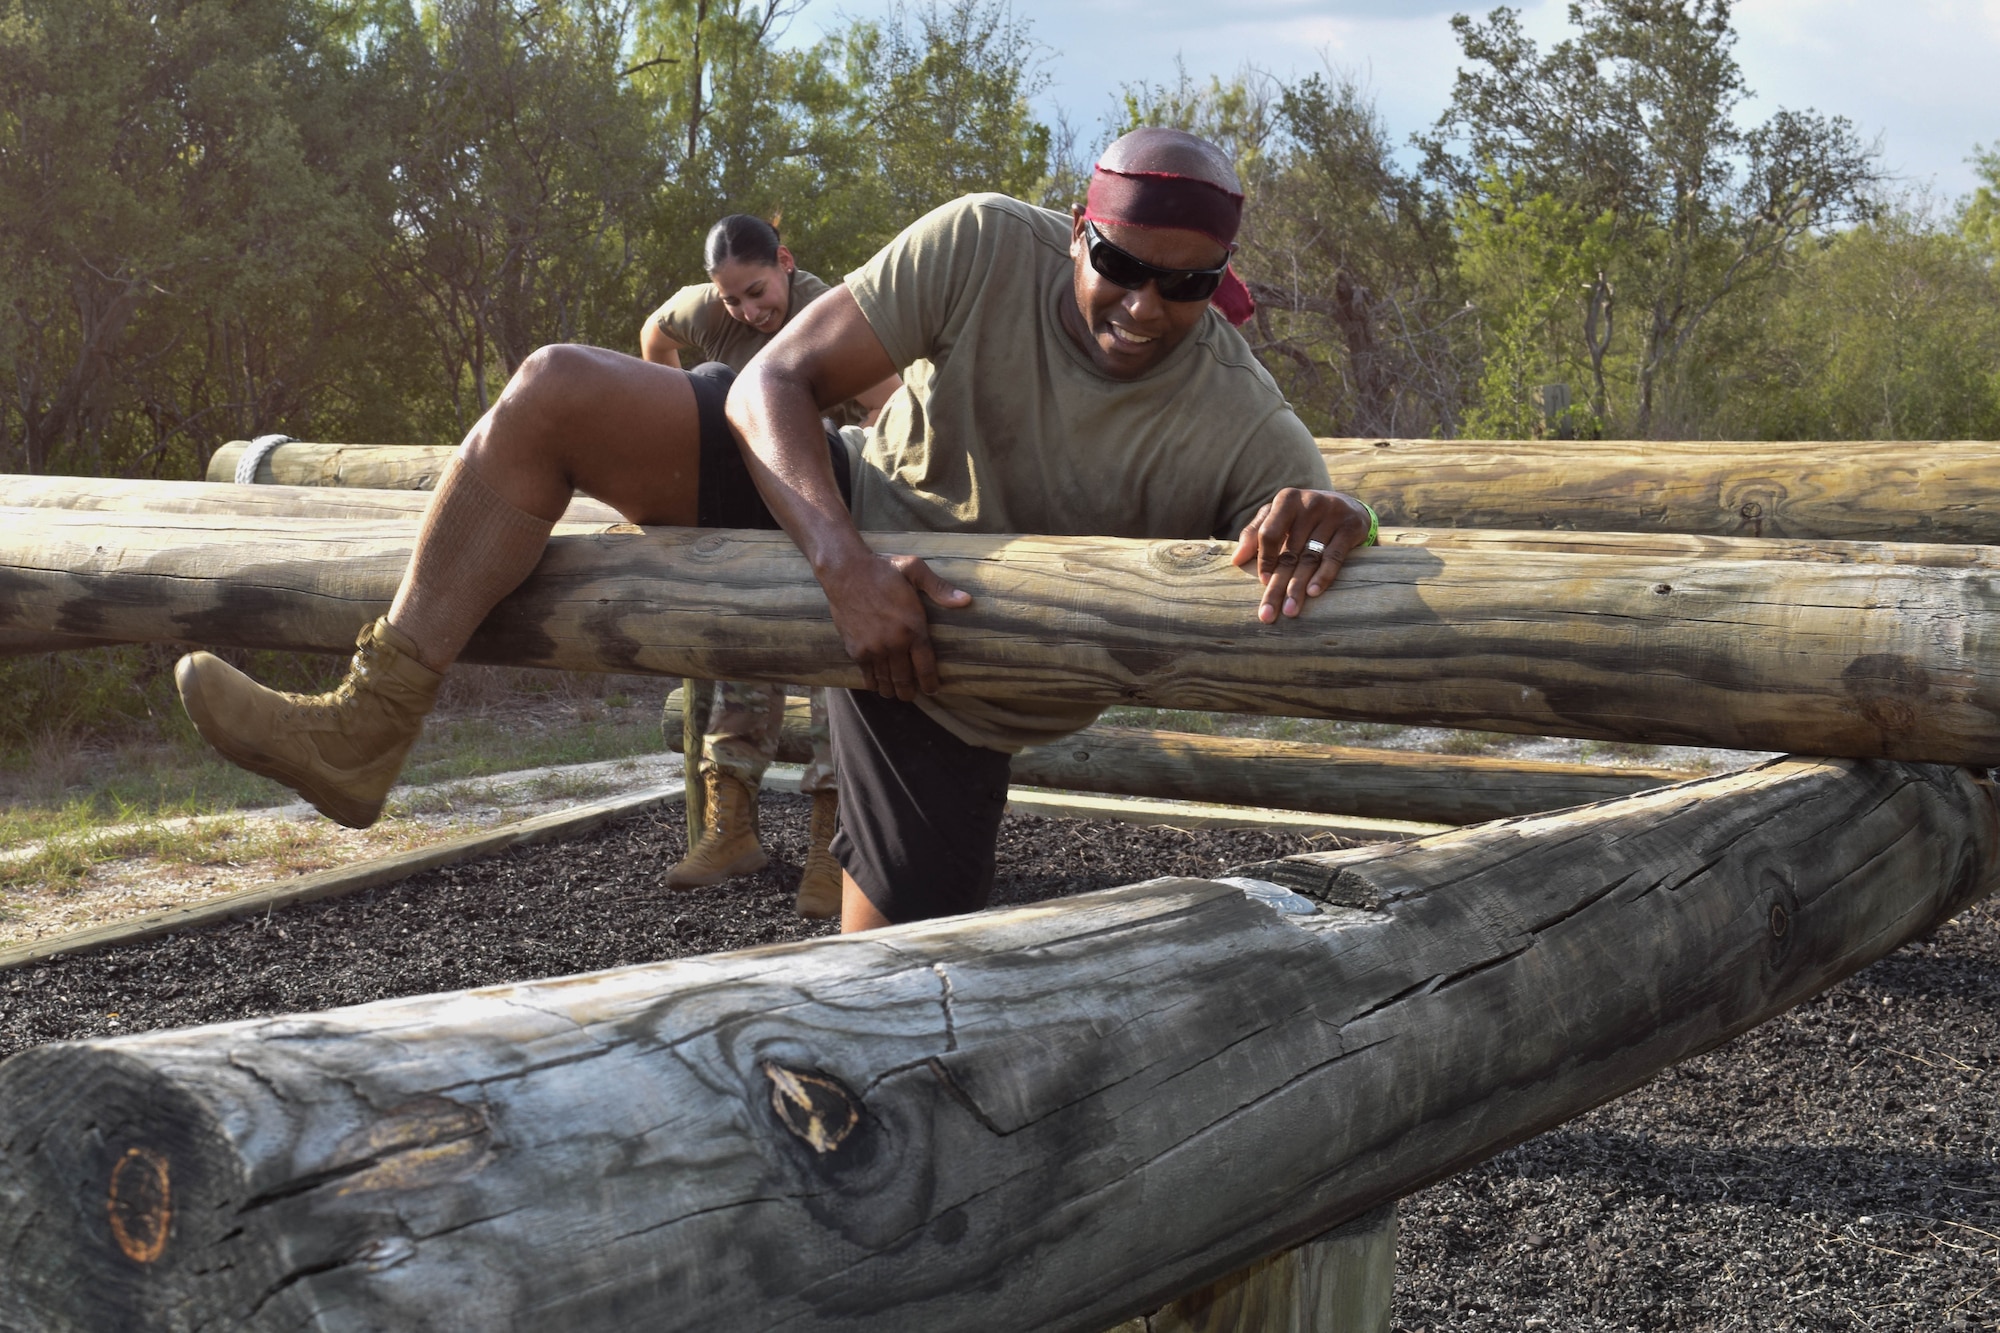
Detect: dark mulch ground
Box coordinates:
(1, 796, 1994, 1330)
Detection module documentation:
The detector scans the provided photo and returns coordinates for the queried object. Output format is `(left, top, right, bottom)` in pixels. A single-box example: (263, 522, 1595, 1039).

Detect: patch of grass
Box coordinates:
(1579, 739, 1666, 762)
(0, 814, 345, 892)
(398, 714, 663, 787)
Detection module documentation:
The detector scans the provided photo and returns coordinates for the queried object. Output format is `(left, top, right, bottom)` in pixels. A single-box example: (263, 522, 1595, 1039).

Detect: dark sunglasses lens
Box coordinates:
(1156, 269, 1225, 302)
(1088, 227, 1226, 302)
(1087, 237, 1156, 290)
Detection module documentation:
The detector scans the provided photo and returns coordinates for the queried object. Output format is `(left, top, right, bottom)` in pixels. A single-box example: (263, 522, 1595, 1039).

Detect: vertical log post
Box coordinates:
(681, 677, 714, 845)
(1106, 1204, 1397, 1333)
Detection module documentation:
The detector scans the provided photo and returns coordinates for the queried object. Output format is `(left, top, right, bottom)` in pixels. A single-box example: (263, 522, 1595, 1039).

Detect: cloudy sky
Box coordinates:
(794, 0, 1998, 200)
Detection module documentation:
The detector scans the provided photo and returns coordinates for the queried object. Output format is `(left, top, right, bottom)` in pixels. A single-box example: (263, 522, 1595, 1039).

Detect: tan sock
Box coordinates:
(388, 456, 556, 672)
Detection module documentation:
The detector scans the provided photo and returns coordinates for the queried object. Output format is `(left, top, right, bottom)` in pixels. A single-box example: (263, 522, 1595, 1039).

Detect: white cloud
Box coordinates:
(790, 0, 1997, 199)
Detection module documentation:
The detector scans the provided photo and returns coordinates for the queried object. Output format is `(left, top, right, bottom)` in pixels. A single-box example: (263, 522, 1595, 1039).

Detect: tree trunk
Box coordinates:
(1, 507, 1996, 762)
(0, 757, 1991, 1331)
(662, 690, 1696, 825)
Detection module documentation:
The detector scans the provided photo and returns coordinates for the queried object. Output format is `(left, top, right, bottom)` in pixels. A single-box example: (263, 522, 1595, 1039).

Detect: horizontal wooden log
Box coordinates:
(1, 756, 1991, 1330)
(1, 504, 1996, 761)
(1321, 436, 2000, 542)
(664, 689, 1694, 824)
(0, 473, 622, 526)
(211, 438, 2000, 542)
(208, 439, 451, 490)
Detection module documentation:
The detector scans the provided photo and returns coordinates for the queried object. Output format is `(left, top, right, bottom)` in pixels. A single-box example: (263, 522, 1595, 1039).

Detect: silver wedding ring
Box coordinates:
(1304, 539, 1328, 556)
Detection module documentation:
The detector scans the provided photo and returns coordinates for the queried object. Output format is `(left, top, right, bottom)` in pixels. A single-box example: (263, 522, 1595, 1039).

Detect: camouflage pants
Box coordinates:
(704, 681, 835, 795)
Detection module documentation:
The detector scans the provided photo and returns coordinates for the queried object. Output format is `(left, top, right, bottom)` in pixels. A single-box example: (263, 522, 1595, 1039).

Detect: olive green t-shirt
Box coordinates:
(841, 193, 1332, 751)
(655, 268, 832, 372)
(655, 269, 870, 429)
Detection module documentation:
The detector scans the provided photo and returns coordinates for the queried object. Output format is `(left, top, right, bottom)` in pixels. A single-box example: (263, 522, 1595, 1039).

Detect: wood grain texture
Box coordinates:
(2, 506, 1996, 761)
(1319, 437, 2000, 542)
(0, 472, 622, 525)
(207, 440, 452, 491)
(205, 438, 2000, 542)
(0, 757, 1991, 1331)
(663, 690, 1694, 825)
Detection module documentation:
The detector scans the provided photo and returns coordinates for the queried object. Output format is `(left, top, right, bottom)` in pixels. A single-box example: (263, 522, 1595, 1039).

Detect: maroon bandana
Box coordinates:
(1084, 165, 1256, 326)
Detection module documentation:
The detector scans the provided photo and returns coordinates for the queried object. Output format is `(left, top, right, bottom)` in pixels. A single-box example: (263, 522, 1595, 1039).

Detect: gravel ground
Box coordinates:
(0, 796, 1993, 1330)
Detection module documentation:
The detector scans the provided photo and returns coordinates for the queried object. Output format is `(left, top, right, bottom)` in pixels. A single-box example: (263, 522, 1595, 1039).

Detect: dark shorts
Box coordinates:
(825, 688, 1013, 924)
(686, 361, 850, 526)
(684, 361, 1003, 925)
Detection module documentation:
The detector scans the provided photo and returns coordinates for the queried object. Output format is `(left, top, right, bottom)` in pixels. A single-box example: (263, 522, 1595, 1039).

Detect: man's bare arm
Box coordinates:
(728, 288, 967, 700)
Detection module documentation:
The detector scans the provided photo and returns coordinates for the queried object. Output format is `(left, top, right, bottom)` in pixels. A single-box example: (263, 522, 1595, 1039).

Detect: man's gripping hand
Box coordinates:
(819, 549, 971, 700)
(1231, 489, 1372, 624)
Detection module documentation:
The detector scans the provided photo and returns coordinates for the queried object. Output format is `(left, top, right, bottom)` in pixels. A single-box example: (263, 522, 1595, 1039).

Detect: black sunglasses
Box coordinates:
(1082, 219, 1231, 303)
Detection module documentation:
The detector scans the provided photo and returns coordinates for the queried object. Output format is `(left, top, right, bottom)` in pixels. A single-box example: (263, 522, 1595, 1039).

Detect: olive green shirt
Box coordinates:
(841, 193, 1331, 751)
(655, 269, 868, 427)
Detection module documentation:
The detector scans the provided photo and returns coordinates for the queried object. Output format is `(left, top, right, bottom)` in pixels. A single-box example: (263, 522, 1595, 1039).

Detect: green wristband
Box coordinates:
(1360, 500, 1379, 547)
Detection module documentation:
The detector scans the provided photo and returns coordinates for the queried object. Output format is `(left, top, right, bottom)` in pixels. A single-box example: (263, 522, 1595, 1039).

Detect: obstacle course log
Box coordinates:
(0, 756, 1991, 1330)
(208, 439, 451, 491)
(1320, 436, 2000, 542)
(3, 508, 1999, 761)
(663, 689, 1694, 824)
(0, 473, 622, 525)
(11, 506, 2000, 762)
(209, 438, 2000, 543)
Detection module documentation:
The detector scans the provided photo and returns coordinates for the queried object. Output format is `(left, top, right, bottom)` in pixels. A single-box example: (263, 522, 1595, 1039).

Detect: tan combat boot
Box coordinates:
(174, 619, 443, 830)
(666, 768, 770, 888)
(794, 790, 842, 920)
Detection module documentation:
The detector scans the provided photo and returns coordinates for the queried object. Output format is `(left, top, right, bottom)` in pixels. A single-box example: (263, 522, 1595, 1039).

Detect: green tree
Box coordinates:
(0, 0, 405, 476)
(1720, 209, 2000, 441)
(372, 0, 663, 425)
(1425, 0, 1878, 436)
(837, 0, 1050, 241)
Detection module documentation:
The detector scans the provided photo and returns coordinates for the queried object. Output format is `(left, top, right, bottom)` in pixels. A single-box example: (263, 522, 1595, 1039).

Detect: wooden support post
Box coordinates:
(681, 677, 714, 844)
(663, 689, 1694, 825)
(1107, 1203, 1396, 1333)
(4, 503, 1997, 762)
(1, 757, 1993, 1330)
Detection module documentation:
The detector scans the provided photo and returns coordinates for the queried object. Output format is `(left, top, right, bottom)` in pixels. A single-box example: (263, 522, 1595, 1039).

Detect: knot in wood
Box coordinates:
(106, 1146, 172, 1265)
(1768, 903, 1789, 939)
(765, 1063, 860, 1155)
(693, 533, 731, 556)
(1147, 541, 1227, 576)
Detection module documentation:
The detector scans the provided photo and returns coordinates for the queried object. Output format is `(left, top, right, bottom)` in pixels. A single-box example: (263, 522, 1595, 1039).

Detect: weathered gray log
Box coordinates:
(663, 689, 1696, 824)
(1106, 1204, 1396, 1333)
(1320, 436, 2000, 542)
(209, 438, 2000, 542)
(2, 504, 1996, 761)
(0, 472, 622, 525)
(0, 756, 1991, 1330)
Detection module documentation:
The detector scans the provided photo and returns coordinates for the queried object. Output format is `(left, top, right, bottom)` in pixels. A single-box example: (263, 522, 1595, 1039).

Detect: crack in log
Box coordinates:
(932, 964, 958, 1054)
(926, 1058, 1007, 1137)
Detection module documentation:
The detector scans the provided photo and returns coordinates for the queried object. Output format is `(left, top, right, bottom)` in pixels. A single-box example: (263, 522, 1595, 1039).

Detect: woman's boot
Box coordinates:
(666, 767, 771, 887)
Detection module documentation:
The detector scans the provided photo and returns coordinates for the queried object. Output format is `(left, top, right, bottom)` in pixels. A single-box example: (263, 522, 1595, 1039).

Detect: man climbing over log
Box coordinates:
(172, 126, 1376, 933)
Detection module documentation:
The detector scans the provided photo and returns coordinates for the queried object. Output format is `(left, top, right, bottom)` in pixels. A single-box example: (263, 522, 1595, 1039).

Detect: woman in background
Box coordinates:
(641, 215, 896, 919)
